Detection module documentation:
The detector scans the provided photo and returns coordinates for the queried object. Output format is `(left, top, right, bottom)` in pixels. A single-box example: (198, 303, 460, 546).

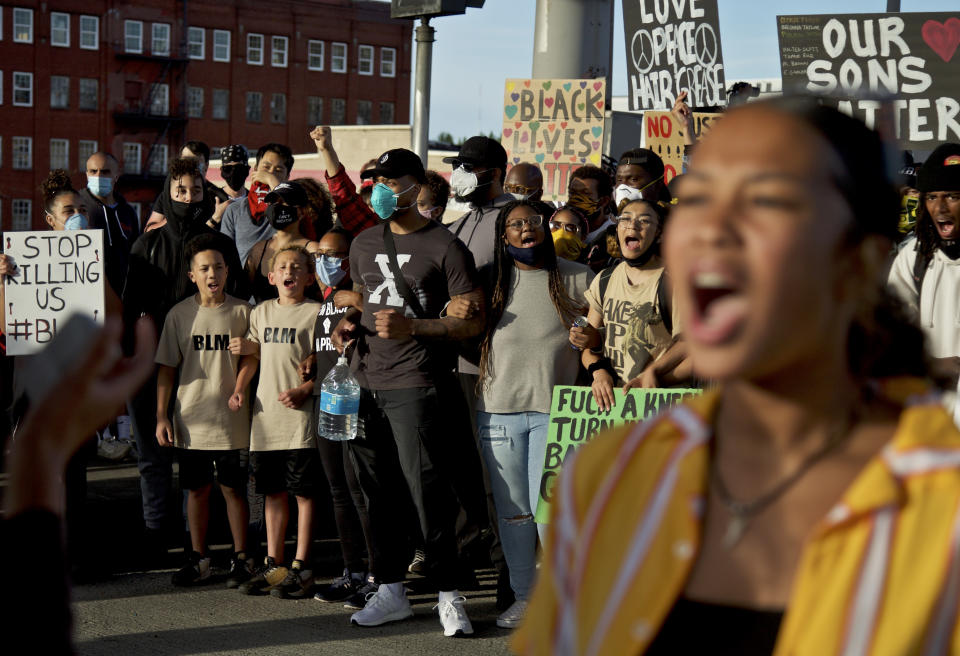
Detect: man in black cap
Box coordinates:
(889, 142, 960, 384)
(219, 145, 252, 201)
(333, 148, 484, 637)
(614, 148, 670, 212)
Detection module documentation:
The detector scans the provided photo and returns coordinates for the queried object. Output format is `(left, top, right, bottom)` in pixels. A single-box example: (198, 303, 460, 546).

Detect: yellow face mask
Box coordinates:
(552, 228, 586, 261)
(899, 194, 919, 234)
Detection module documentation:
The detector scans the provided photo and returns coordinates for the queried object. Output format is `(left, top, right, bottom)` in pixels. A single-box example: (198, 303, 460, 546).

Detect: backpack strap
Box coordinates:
(656, 271, 673, 335)
(911, 246, 931, 303)
(597, 264, 616, 306)
(382, 223, 428, 319)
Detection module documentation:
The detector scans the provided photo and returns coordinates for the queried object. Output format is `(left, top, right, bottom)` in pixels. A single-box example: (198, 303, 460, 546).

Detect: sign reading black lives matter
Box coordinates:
(623, 0, 726, 111)
(778, 13, 960, 149)
(3, 230, 105, 355)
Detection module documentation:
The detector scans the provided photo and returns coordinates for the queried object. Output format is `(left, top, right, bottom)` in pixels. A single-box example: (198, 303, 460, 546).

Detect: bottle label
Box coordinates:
(320, 391, 359, 416)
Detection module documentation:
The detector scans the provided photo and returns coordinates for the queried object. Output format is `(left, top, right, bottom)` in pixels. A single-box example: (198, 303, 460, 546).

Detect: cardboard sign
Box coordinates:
(501, 78, 606, 202)
(623, 0, 726, 111)
(777, 12, 960, 148)
(644, 110, 722, 183)
(3, 230, 105, 355)
(534, 385, 702, 523)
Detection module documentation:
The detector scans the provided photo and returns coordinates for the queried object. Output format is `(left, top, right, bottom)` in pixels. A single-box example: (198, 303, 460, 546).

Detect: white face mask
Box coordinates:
(510, 192, 530, 201)
(451, 166, 480, 198)
(614, 183, 645, 208)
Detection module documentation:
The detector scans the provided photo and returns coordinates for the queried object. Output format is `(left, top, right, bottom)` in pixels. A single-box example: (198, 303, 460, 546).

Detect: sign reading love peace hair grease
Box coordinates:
(643, 109, 722, 183)
(501, 78, 606, 202)
(534, 385, 701, 523)
(623, 0, 726, 111)
(777, 13, 960, 149)
(3, 230, 105, 355)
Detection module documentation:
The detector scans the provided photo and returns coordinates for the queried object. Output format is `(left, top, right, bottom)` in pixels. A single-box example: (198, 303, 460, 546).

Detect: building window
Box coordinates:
(331, 42, 347, 73)
(123, 143, 142, 174)
(50, 76, 69, 109)
(247, 33, 263, 65)
(358, 45, 374, 76)
(50, 139, 69, 170)
(246, 92, 262, 122)
(12, 72, 32, 107)
(11, 200, 32, 231)
(331, 98, 345, 125)
(380, 101, 395, 124)
(308, 40, 324, 71)
(271, 36, 288, 67)
(124, 20, 143, 54)
(188, 27, 204, 60)
(187, 87, 203, 118)
(78, 78, 97, 110)
(79, 15, 98, 50)
(152, 23, 170, 56)
(78, 140, 97, 170)
(148, 144, 168, 176)
(212, 89, 229, 119)
(307, 96, 323, 125)
(270, 93, 286, 124)
(149, 83, 169, 116)
(13, 8, 32, 44)
(213, 30, 230, 62)
(381, 47, 396, 78)
(357, 100, 372, 125)
(12, 136, 32, 170)
(50, 12, 70, 48)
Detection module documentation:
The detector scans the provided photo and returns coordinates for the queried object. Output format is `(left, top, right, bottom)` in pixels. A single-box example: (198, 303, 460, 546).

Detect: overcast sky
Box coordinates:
(412, 0, 960, 140)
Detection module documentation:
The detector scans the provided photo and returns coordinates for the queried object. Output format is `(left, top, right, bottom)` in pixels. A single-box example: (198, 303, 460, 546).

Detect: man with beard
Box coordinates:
(889, 143, 960, 384)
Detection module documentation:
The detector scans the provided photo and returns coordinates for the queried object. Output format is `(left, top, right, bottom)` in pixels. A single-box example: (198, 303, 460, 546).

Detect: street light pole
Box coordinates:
(887, 0, 900, 11)
(412, 16, 435, 165)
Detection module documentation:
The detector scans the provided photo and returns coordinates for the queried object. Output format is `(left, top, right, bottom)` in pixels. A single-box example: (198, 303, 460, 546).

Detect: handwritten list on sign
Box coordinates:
(501, 78, 606, 202)
(3, 229, 105, 355)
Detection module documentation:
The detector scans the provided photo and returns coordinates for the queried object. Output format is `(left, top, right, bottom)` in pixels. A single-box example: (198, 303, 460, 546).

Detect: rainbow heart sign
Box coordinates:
(502, 77, 606, 202)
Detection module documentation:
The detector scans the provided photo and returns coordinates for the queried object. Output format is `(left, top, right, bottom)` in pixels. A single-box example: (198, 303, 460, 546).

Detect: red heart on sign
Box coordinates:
(596, 101, 604, 110)
(548, 123, 556, 131)
(553, 151, 562, 160)
(537, 141, 543, 148)
(593, 81, 603, 91)
(524, 80, 531, 88)
(545, 98, 554, 108)
(922, 17, 960, 62)
(569, 156, 577, 162)
(503, 128, 513, 138)
(515, 122, 522, 129)
(561, 122, 568, 129)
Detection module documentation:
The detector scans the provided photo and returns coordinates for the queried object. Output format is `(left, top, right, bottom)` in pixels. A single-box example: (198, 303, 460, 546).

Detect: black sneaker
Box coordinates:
(270, 560, 314, 599)
(226, 552, 255, 589)
(314, 569, 362, 603)
(343, 574, 378, 610)
(238, 557, 288, 596)
(408, 549, 426, 574)
(171, 551, 211, 587)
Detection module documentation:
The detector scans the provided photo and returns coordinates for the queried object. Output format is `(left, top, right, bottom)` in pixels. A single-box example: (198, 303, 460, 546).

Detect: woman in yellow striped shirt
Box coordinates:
(514, 98, 960, 655)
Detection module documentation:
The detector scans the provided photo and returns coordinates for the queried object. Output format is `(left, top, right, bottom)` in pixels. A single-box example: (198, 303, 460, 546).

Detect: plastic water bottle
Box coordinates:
(319, 355, 361, 441)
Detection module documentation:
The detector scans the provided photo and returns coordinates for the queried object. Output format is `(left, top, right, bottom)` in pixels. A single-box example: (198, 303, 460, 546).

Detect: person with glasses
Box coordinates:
(503, 163, 544, 202)
(466, 199, 593, 630)
(548, 205, 590, 262)
(571, 198, 689, 411)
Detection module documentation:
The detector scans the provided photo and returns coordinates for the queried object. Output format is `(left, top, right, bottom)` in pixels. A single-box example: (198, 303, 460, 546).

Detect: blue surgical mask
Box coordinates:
(370, 182, 417, 220)
(87, 176, 112, 197)
(64, 213, 89, 230)
(316, 255, 347, 287)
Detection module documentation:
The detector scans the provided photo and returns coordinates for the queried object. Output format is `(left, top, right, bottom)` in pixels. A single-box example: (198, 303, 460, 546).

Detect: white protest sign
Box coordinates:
(3, 229, 105, 355)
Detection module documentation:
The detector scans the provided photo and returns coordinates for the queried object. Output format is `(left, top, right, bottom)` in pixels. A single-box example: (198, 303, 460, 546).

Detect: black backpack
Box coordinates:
(596, 264, 673, 335)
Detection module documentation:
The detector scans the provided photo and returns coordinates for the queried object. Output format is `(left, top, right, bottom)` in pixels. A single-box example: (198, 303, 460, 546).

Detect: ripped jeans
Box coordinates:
(477, 411, 549, 600)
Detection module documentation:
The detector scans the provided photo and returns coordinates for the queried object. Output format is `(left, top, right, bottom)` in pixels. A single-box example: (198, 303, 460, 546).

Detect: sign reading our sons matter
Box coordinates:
(3, 229, 105, 355)
(501, 78, 606, 202)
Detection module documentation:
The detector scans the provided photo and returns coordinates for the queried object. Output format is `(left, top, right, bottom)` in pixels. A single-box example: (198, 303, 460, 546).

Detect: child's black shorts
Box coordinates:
(176, 448, 248, 492)
(250, 448, 321, 497)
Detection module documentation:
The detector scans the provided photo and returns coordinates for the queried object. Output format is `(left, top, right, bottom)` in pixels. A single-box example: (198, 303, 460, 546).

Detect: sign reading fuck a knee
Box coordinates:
(534, 385, 701, 523)
(623, 0, 727, 111)
(501, 78, 606, 202)
(3, 230, 105, 355)
(777, 12, 960, 148)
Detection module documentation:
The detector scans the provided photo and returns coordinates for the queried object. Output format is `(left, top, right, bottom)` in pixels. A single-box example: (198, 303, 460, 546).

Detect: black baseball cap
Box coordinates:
(618, 148, 665, 179)
(360, 149, 427, 183)
(265, 181, 308, 206)
(443, 136, 507, 171)
(220, 144, 250, 166)
(918, 143, 960, 193)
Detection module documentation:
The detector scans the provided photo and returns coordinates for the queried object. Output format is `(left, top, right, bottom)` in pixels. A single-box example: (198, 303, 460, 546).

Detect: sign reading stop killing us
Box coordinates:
(623, 0, 726, 111)
(534, 385, 701, 523)
(501, 78, 606, 202)
(3, 230, 105, 355)
(777, 13, 960, 148)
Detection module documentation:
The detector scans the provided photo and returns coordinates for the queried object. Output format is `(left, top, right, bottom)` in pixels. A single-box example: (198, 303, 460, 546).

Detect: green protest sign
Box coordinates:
(534, 385, 701, 523)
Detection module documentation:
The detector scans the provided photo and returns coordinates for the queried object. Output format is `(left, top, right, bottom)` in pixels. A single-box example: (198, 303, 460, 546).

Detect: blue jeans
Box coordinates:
(477, 411, 549, 600)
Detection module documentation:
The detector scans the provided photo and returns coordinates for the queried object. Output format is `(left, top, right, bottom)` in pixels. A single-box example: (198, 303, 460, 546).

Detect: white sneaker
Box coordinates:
(496, 599, 528, 628)
(435, 596, 473, 637)
(350, 584, 414, 627)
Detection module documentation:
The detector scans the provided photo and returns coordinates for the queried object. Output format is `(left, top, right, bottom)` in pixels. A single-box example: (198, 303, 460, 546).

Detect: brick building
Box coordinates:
(0, 0, 411, 231)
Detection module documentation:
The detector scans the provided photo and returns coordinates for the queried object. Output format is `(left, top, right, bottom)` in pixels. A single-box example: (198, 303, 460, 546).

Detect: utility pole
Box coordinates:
(887, 0, 901, 11)
(411, 17, 435, 164)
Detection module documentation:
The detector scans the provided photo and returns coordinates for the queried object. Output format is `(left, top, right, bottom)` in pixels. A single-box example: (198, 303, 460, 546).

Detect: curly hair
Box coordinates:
(423, 170, 451, 214)
(293, 177, 335, 240)
(40, 169, 77, 213)
(168, 156, 203, 181)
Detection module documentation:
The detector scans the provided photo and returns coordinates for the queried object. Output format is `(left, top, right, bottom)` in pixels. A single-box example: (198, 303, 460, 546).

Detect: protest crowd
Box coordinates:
(4, 80, 960, 654)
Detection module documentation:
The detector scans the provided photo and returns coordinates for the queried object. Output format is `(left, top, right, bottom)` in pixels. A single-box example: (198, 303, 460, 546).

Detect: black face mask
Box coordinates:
(623, 246, 657, 268)
(266, 203, 298, 229)
(222, 165, 249, 192)
(506, 240, 549, 266)
(169, 199, 205, 225)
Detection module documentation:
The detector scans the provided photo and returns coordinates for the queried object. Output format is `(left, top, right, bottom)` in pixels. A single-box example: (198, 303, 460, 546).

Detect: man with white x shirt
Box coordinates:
(333, 148, 484, 636)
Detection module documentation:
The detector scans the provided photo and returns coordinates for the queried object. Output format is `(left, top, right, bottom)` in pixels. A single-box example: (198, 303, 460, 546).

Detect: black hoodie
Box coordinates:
(122, 175, 250, 333)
